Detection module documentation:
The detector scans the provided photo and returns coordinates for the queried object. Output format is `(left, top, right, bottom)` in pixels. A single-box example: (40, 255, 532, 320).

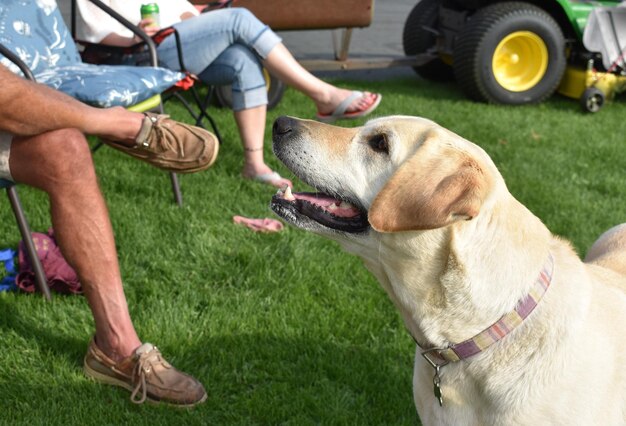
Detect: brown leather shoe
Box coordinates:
(101, 113, 219, 173)
(84, 338, 207, 407)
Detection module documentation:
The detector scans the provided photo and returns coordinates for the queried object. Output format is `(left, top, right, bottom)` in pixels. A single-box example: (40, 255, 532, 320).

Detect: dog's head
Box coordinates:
(270, 115, 501, 237)
(270, 116, 555, 354)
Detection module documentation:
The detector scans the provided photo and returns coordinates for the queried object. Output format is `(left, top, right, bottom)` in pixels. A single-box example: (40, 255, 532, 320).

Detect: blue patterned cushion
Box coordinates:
(36, 63, 184, 108)
(0, 0, 184, 108)
(0, 0, 81, 73)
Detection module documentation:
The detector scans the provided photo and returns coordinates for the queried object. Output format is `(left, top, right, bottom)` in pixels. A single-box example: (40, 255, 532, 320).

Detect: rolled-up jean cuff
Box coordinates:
(0, 132, 14, 182)
(250, 28, 282, 59)
(232, 86, 269, 111)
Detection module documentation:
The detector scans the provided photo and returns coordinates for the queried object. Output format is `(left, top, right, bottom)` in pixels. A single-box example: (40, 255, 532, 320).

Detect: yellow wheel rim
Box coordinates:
(492, 31, 548, 92)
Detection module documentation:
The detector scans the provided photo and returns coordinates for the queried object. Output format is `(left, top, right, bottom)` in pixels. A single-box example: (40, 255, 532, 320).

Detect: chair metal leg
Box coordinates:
(149, 104, 184, 207)
(6, 187, 51, 300)
(169, 172, 183, 207)
(189, 85, 223, 143)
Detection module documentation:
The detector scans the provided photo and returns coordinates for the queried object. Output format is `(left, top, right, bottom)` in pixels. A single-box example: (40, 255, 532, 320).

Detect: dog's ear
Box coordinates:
(369, 136, 490, 232)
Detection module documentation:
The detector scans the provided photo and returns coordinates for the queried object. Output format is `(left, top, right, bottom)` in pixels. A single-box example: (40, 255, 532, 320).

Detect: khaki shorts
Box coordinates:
(0, 131, 13, 182)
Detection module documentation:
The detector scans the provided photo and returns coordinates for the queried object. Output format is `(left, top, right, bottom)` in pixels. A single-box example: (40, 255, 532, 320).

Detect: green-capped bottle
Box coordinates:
(140, 3, 160, 28)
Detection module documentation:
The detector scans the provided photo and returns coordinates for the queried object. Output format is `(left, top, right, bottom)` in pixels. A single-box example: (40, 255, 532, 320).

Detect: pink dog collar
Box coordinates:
(418, 253, 554, 406)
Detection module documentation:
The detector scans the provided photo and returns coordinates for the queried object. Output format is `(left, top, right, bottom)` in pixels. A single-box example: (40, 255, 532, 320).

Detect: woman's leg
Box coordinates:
(156, 8, 379, 185)
(159, 8, 379, 117)
(198, 45, 291, 188)
(234, 105, 291, 188)
(157, 8, 282, 76)
(262, 43, 379, 116)
(157, 10, 290, 187)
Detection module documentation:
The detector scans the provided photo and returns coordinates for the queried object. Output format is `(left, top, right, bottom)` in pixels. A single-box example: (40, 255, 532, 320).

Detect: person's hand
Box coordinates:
(136, 18, 160, 38)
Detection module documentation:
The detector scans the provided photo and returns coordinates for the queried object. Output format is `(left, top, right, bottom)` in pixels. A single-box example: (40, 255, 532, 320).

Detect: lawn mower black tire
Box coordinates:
(453, 2, 566, 104)
(403, 0, 454, 82)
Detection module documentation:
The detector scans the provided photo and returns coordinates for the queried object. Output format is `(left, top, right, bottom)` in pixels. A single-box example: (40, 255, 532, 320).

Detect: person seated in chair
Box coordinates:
(0, 63, 216, 406)
(75, 0, 383, 188)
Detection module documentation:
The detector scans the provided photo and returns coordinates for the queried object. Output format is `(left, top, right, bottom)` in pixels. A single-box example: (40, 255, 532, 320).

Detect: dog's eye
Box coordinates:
(368, 134, 389, 154)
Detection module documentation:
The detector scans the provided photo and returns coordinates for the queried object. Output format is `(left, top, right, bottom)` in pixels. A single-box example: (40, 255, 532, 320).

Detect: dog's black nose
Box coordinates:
(272, 116, 296, 138)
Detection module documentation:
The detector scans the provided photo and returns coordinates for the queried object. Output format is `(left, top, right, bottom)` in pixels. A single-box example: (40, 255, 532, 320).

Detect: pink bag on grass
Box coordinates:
(16, 229, 82, 295)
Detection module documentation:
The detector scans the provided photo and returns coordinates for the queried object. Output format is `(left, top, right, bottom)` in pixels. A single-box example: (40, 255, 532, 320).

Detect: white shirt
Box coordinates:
(76, 0, 199, 43)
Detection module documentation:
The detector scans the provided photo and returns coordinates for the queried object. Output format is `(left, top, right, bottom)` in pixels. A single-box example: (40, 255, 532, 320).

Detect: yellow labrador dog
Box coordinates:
(270, 116, 626, 425)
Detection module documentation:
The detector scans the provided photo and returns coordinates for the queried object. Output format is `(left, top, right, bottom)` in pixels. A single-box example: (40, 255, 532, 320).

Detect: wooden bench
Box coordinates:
(192, 0, 373, 30)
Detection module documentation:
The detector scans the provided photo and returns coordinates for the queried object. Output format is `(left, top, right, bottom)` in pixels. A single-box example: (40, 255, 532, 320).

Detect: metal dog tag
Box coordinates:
(433, 367, 443, 407)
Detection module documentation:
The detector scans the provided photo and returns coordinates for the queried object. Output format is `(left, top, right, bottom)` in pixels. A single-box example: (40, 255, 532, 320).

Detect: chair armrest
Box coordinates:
(156, 28, 189, 73)
(0, 44, 36, 81)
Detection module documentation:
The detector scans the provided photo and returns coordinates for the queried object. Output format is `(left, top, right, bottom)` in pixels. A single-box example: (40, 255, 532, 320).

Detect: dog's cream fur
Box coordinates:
(271, 116, 626, 425)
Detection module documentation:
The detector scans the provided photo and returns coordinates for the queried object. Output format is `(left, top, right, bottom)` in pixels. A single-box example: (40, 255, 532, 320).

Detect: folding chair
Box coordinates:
(0, 0, 194, 206)
(71, 0, 223, 143)
(0, 46, 52, 300)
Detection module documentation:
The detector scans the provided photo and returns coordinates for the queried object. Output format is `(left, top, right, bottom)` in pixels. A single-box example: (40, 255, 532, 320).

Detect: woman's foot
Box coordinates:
(242, 164, 293, 189)
(316, 89, 382, 123)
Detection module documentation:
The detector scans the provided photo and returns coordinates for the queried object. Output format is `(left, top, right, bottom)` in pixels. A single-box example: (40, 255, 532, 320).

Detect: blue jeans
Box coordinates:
(156, 8, 282, 111)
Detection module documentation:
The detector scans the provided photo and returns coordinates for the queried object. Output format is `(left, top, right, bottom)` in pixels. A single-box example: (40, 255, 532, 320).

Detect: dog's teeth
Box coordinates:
(338, 201, 353, 209)
(328, 203, 338, 210)
(283, 186, 296, 201)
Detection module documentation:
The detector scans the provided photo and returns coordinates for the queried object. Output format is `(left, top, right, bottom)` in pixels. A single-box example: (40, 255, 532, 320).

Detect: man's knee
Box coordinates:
(46, 129, 95, 182)
(11, 128, 96, 186)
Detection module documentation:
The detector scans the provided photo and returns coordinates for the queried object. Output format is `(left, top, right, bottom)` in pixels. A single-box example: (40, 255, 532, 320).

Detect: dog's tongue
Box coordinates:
(281, 187, 361, 218)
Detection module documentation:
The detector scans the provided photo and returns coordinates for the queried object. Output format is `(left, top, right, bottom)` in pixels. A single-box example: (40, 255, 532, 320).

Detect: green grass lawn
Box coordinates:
(0, 76, 624, 425)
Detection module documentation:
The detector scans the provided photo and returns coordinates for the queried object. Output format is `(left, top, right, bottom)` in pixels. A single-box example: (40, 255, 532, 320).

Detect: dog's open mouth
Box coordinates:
(271, 186, 369, 233)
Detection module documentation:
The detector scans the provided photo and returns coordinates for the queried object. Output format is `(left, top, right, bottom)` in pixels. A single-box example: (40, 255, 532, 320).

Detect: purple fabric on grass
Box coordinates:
(16, 229, 82, 295)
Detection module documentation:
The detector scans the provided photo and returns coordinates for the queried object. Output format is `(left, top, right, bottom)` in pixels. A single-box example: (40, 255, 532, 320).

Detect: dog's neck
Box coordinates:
(359, 195, 553, 350)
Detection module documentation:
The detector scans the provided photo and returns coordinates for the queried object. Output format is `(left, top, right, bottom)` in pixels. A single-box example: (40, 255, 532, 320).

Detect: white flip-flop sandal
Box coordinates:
(315, 91, 382, 123)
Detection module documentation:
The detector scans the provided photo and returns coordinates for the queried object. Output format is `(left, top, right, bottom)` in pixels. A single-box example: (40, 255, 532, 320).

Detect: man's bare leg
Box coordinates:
(10, 129, 140, 360)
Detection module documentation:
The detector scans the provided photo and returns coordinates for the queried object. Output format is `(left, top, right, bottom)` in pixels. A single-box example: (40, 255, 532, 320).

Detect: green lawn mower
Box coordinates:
(403, 0, 626, 111)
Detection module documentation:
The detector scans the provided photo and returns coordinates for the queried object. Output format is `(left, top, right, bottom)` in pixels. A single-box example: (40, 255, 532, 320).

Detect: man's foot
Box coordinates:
(316, 91, 382, 123)
(101, 113, 219, 174)
(84, 338, 207, 407)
